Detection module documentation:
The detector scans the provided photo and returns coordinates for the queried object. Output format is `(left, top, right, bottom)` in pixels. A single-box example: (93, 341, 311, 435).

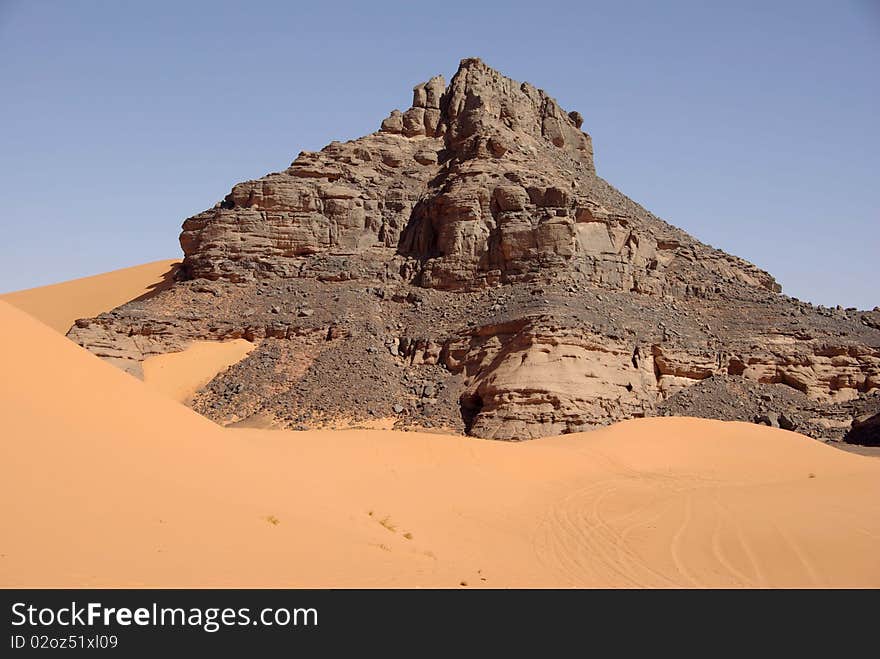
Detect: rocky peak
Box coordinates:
(380, 57, 594, 169)
(443, 57, 593, 168)
(70, 58, 879, 442)
(178, 57, 777, 299)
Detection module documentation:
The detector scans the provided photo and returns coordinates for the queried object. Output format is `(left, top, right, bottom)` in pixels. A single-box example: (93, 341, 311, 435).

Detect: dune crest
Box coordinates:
(2, 299, 880, 588)
(3, 261, 256, 408)
(1, 259, 179, 334)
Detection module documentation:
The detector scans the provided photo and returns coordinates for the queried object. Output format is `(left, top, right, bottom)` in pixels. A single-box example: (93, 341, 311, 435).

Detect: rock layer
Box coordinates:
(69, 58, 880, 441)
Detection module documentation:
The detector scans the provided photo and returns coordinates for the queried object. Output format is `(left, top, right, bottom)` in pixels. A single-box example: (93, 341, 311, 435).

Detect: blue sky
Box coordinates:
(1, 0, 877, 308)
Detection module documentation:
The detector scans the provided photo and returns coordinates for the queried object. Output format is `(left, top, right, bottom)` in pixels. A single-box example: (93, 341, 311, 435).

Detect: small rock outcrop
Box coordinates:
(68, 58, 880, 442)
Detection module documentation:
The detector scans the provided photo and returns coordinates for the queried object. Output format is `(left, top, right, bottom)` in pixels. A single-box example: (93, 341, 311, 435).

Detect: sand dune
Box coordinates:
(2, 259, 255, 403)
(2, 299, 879, 588)
(0, 259, 179, 334)
(142, 340, 256, 403)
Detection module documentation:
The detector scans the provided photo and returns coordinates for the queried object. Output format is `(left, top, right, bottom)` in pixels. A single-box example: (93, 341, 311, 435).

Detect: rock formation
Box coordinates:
(68, 58, 880, 441)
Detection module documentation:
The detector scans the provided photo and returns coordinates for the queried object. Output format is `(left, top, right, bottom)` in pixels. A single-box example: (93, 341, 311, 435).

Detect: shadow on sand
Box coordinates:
(128, 261, 182, 304)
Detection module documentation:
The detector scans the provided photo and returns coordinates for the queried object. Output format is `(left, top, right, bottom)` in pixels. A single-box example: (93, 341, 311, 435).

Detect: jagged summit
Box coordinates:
(381, 57, 594, 168)
(179, 58, 777, 297)
(69, 59, 879, 441)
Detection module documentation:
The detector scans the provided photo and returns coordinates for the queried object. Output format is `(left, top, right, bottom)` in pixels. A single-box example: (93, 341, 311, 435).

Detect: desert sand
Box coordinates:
(0, 259, 179, 334)
(2, 259, 257, 400)
(142, 340, 256, 403)
(2, 297, 879, 588)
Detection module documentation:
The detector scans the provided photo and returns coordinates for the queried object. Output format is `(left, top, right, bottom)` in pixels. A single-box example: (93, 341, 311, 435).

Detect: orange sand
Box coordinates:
(2, 299, 879, 588)
(3, 259, 255, 405)
(142, 340, 256, 403)
(0, 259, 179, 334)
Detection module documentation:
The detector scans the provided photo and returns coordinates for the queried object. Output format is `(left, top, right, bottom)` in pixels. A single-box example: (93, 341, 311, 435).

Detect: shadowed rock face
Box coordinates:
(69, 58, 880, 441)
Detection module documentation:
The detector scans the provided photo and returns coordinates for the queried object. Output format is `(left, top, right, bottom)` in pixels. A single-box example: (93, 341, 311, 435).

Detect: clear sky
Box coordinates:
(1, 0, 877, 308)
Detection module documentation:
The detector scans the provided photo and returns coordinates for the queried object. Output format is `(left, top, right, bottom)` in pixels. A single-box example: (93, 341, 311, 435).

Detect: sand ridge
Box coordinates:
(2, 299, 879, 588)
(3, 259, 258, 403)
(0, 259, 180, 334)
